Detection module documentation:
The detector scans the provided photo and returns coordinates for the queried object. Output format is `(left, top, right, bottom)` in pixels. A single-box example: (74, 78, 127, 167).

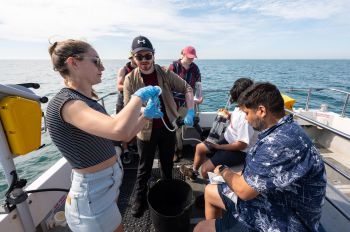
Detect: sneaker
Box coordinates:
(180, 164, 198, 181)
(122, 151, 132, 165)
(131, 200, 147, 218)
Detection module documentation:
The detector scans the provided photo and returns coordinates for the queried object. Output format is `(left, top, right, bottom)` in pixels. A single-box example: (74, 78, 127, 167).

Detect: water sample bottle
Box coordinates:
(194, 82, 202, 101)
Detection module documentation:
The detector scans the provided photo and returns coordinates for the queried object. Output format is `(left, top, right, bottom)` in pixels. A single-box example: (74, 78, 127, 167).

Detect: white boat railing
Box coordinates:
(97, 89, 230, 109)
(98, 88, 350, 117)
(97, 92, 117, 108)
(286, 87, 350, 117)
(285, 109, 350, 141)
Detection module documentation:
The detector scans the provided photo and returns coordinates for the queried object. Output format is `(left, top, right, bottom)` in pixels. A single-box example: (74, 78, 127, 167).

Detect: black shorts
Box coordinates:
(215, 184, 254, 232)
(204, 138, 246, 167)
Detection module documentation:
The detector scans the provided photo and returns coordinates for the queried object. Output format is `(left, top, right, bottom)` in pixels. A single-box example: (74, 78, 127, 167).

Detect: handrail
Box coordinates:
(323, 159, 350, 181)
(285, 109, 350, 141)
(96, 89, 229, 108)
(0, 84, 42, 102)
(285, 87, 350, 117)
(96, 88, 350, 118)
(94, 89, 350, 141)
(97, 91, 117, 108)
(286, 109, 350, 183)
(325, 183, 350, 222)
(95, 89, 350, 181)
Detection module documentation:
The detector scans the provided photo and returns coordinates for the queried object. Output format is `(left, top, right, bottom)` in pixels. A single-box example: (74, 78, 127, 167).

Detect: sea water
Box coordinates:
(0, 59, 349, 203)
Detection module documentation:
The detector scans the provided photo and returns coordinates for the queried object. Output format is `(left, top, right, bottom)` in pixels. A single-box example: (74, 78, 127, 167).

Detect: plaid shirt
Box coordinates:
(169, 59, 201, 107)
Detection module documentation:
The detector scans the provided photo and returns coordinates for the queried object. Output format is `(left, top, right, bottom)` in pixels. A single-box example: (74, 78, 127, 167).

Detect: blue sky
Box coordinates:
(0, 0, 349, 59)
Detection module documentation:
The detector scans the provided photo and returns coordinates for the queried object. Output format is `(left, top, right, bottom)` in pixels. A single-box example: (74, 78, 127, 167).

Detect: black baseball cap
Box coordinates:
(131, 36, 154, 54)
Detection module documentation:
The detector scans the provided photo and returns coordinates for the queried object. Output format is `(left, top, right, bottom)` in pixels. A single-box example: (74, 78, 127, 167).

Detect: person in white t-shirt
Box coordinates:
(180, 78, 257, 181)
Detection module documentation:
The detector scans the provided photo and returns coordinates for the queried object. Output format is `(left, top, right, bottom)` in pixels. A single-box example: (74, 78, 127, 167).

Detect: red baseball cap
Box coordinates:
(182, 46, 197, 59)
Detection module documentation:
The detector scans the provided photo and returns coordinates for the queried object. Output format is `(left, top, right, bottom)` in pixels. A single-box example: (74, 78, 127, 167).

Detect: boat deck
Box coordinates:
(119, 145, 208, 232)
(47, 145, 206, 232)
(46, 140, 350, 232)
(316, 143, 350, 198)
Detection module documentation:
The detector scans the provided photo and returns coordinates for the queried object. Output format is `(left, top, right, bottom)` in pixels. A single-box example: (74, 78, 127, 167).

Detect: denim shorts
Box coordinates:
(65, 159, 123, 232)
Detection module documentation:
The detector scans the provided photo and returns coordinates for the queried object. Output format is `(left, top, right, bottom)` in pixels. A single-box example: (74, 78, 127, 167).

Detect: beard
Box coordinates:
(139, 61, 153, 73)
(252, 117, 265, 131)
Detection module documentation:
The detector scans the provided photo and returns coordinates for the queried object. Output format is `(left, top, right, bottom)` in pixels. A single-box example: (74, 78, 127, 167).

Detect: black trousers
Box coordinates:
(134, 127, 176, 202)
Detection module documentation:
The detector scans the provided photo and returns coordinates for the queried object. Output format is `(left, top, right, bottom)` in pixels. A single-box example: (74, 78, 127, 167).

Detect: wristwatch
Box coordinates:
(219, 165, 229, 174)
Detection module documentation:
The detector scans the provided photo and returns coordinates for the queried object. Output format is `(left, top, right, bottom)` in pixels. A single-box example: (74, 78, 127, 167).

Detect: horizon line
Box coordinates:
(1, 58, 349, 60)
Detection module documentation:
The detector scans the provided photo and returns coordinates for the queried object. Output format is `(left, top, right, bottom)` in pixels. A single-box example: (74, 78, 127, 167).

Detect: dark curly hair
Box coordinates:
(229, 77, 254, 104)
(237, 82, 285, 117)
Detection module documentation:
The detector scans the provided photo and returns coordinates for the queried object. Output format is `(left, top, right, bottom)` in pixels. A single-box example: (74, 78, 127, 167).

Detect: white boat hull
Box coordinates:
(0, 158, 71, 232)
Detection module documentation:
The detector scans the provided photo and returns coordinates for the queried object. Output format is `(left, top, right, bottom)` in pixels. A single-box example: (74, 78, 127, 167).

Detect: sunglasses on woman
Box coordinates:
(72, 55, 103, 68)
(134, 53, 153, 61)
(84, 57, 103, 68)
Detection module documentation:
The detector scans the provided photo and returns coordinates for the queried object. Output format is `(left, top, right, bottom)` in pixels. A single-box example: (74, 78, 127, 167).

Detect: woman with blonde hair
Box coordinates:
(46, 39, 162, 232)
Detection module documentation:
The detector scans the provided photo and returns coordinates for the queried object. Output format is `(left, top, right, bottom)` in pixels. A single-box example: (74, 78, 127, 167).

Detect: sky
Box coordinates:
(0, 0, 349, 59)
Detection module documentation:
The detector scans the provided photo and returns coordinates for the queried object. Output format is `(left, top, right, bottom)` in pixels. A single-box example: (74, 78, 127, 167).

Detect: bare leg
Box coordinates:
(193, 219, 216, 232)
(114, 223, 123, 232)
(193, 142, 209, 171)
(205, 184, 225, 219)
(201, 159, 215, 179)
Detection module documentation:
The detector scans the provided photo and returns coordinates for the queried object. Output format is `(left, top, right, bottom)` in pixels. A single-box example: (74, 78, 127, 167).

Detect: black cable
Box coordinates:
(26, 188, 69, 193)
(5, 171, 19, 198)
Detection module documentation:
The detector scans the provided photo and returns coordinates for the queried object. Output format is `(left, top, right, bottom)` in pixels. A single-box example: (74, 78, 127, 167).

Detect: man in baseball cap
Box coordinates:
(123, 36, 195, 217)
(131, 35, 155, 54)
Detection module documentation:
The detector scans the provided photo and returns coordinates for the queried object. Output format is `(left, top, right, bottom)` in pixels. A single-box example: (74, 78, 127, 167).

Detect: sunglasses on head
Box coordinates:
(134, 53, 153, 61)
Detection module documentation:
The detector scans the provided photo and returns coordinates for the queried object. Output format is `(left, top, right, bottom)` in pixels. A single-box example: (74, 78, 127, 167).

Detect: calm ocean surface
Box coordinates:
(0, 59, 349, 202)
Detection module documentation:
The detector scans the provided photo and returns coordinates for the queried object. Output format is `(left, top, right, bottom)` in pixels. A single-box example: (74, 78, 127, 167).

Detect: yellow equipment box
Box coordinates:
(282, 94, 296, 110)
(0, 96, 42, 155)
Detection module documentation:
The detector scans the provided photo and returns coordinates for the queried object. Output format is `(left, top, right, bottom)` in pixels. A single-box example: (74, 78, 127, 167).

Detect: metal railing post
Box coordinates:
(101, 98, 105, 108)
(305, 88, 312, 111)
(341, 93, 349, 117)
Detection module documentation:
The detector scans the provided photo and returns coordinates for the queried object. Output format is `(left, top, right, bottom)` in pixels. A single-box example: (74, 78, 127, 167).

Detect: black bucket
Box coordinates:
(148, 179, 194, 232)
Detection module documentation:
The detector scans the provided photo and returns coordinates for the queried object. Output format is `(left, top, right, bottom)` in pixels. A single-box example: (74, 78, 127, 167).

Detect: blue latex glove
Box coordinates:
(144, 97, 164, 119)
(184, 108, 195, 127)
(133, 86, 162, 103)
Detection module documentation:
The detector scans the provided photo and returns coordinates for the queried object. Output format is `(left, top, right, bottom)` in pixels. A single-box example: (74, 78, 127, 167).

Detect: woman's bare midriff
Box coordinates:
(73, 155, 117, 174)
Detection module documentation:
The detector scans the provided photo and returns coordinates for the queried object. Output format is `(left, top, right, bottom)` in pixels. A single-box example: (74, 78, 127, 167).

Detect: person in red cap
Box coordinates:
(169, 46, 203, 162)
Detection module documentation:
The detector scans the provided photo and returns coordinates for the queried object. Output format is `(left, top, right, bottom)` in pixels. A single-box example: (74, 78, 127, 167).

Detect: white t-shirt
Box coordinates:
(224, 107, 257, 152)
